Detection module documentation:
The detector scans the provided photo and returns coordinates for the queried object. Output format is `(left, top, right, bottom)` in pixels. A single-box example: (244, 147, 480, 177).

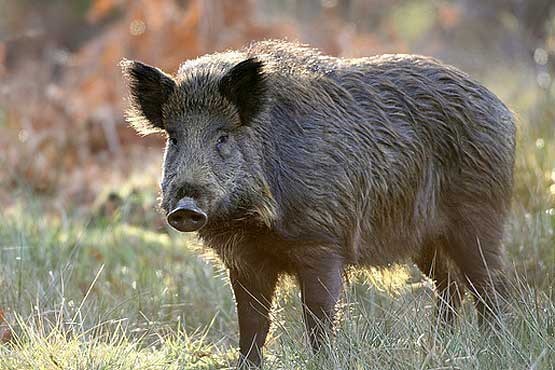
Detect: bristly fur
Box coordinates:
(123, 38, 516, 279)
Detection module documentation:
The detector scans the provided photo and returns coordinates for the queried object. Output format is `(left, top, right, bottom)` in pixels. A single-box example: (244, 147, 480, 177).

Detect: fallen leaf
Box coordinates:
(0, 309, 13, 344)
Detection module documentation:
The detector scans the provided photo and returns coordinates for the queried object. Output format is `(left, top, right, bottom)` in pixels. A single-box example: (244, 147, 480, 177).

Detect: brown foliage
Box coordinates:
(0, 309, 13, 344)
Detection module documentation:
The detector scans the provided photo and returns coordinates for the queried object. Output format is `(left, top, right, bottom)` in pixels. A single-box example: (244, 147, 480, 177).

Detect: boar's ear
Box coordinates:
(120, 59, 176, 134)
(219, 58, 266, 124)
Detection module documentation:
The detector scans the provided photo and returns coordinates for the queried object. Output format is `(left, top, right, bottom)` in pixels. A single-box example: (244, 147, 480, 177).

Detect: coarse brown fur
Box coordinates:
(122, 40, 516, 367)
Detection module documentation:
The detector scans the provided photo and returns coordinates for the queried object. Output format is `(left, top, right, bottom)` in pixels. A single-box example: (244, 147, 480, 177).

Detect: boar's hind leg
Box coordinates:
(445, 213, 508, 325)
(230, 264, 279, 368)
(415, 237, 464, 324)
(296, 254, 344, 353)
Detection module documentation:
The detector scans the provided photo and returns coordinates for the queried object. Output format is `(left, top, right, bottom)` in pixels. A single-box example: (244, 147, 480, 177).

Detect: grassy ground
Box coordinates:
(1, 79, 554, 369)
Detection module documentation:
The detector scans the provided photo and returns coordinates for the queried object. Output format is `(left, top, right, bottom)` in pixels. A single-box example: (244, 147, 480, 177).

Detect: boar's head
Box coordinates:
(121, 57, 275, 233)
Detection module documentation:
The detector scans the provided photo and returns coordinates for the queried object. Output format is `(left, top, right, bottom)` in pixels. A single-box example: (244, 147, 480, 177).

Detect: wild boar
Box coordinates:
(121, 40, 515, 367)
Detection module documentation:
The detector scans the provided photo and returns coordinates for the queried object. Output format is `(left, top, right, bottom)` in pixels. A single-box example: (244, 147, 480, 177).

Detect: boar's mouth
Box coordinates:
(167, 197, 208, 232)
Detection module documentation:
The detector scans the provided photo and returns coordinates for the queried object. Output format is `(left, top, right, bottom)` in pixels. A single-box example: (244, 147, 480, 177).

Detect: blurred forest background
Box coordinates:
(1, 1, 555, 368)
(1, 0, 554, 208)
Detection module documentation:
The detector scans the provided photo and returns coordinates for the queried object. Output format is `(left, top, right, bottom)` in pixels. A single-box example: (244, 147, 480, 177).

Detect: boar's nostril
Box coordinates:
(190, 214, 203, 223)
(167, 197, 208, 232)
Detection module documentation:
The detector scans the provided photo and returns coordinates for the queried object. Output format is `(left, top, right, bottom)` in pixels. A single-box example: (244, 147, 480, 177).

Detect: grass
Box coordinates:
(0, 82, 554, 369)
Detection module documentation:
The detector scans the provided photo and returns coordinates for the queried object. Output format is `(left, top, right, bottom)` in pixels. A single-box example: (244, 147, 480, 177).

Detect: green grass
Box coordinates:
(0, 200, 553, 369)
(1, 84, 554, 369)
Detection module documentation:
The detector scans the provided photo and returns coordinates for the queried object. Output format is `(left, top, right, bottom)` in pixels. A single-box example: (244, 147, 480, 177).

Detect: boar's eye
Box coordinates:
(216, 134, 229, 155)
(216, 134, 228, 147)
(169, 137, 178, 146)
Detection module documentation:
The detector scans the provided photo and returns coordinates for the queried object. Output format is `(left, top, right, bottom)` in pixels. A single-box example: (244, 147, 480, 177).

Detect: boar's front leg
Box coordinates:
(230, 264, 279, 368)
(296, 254, 344, 352)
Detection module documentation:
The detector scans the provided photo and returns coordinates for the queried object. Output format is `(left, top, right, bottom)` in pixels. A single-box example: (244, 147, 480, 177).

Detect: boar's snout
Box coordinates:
(167, 197, 207, 232)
